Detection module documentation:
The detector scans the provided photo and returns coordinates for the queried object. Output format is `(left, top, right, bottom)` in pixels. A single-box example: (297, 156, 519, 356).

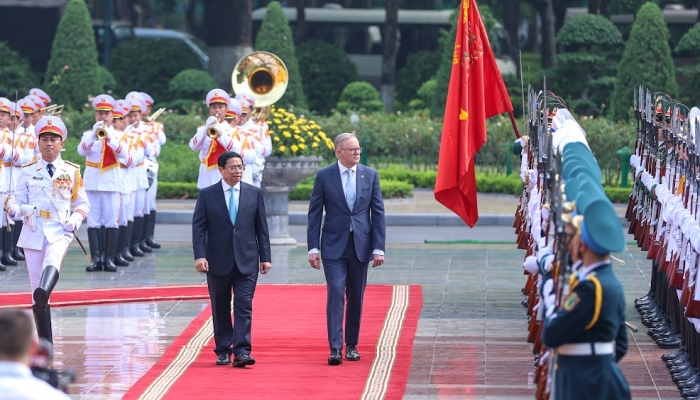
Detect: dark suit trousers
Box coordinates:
(207, 264, 258, 356)
(323, 232, 369, 350)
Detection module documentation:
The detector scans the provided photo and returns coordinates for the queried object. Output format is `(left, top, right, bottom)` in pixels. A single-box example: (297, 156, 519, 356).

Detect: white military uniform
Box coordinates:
(12, 156, 89, 291)
(190, 89, 242, 189)
(132, 123, 158, 218)
(238, 127, 264, 185)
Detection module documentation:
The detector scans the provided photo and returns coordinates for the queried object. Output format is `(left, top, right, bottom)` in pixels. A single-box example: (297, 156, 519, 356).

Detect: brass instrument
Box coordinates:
(207, 113, 220, 139)
(95, 121, 108, 139)
(43, 104, 64, 116)
(147, 107, 166, 123)
(231, 51, 288, 121)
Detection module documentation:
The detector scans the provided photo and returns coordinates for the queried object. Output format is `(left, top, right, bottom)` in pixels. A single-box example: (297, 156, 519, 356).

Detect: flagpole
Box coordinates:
(509, 111, 521, 139)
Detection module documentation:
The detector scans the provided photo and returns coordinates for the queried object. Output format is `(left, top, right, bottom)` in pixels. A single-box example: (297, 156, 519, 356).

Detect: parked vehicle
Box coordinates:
(133, 28, 209, 70)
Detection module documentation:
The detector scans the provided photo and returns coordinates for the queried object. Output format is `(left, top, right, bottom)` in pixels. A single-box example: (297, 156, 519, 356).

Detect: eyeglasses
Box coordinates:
(341, 147, 363, 154)
(223, 165, 245, 171)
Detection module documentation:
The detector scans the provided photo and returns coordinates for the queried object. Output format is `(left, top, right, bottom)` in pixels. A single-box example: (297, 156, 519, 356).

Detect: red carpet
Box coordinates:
(123, 284, 422, 400)
(0, 284, 210, 309)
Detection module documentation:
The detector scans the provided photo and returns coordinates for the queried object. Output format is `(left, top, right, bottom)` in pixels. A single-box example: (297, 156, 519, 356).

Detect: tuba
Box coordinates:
(231, 51, 288, 121)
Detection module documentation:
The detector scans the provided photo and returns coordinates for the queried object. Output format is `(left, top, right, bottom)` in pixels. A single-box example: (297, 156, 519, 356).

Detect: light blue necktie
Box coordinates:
(345, 169, 355, 211)
(229, 187, 237, 225)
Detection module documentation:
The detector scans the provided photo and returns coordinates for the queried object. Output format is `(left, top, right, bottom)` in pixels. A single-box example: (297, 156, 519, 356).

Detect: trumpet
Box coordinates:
(43, 104, 64, 116)
(207, 113, 220, 139)
(147, 107, 166, 123)
(94, 121, 108, 139)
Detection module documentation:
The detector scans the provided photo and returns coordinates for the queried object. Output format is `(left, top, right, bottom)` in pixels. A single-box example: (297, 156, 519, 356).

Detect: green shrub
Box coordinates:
(409, 78, 437, 112)
(254, 1, 307, 109)
(579, 116, 635, 186)
(604, 186, 632, 203)
(395, 51, 440, 110)
(157, 182, 199, 199)
(297, 40, 358, 115)
(379, 168, 436, 188)
(168, 69, 217, 101)
(545, 14, 623, 117)
(0, 42, 39, 97)
(290, 179, 414, 200)
(610, 2, 678, 121)
(112, 39, 201, 101)
(44, 0, 102, 110)
(675, 23, 700, 106)
(336, 82, 385, 114)
(153, 139, 200, 183)
(96, 65, 116, 92)
(476, 174, 522, 195)
(158, 99, 208, 116)
(428, 7, 457, 118)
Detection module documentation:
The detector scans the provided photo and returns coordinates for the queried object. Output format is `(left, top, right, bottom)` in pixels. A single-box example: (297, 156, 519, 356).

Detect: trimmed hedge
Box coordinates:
(379, 167, 437, 188)
(157, 182, 199, 199)
(290, 179, 413, 201)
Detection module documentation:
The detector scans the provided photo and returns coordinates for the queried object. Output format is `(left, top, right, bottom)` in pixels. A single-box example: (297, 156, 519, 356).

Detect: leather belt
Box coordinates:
(136, 162, 144, 167)
(86, 161, 99, 168)
(557, 342, 614, 356)
(3, 162, 10, 167)
(120, 164, 128, 169)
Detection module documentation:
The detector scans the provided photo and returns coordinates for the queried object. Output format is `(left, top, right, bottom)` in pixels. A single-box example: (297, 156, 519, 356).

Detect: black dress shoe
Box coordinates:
(233, 353, 256, 368)
(346, 345, 361, 361)
(328, 348, 342, 365)
(215, 353, 231, 365)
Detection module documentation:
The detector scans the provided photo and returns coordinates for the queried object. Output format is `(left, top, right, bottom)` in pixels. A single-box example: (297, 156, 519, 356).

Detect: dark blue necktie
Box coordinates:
(47, 163, 54, 177)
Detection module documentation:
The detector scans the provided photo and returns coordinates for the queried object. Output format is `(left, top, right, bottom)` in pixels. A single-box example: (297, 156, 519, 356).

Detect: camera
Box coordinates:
(30, 339, 75, 393)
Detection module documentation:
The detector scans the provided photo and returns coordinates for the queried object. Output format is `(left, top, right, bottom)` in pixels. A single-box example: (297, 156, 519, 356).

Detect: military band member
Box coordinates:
(112, 100, 137, 266)
(0, 101, 16, 271)
(237, 95, 271, 187)
(28, 89, 51, 108)
(127, 96, 158, 256)
(78, 95, 126, 272)
(138, 92, 162, 250)
(190, 89, 241, 189)
(6, 104, 34, 265)
(4, 116, 90, 343)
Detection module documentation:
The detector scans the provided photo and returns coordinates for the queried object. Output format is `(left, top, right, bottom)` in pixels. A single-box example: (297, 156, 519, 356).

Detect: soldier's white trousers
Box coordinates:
(86, 190, 120, 229)
(134, 189, 146, 218)
(119, 192, 134, 226)
(25, 233, 72, 304)
(147, 178, 157, 211)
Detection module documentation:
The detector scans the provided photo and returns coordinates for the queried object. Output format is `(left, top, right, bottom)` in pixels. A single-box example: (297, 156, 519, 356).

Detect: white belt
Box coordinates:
(557, 342, 614, 356)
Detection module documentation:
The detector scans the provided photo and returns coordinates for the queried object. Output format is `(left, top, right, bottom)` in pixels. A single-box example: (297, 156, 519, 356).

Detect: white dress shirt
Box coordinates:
(221, 180, 240, 213)
(0, 361, 71, 400)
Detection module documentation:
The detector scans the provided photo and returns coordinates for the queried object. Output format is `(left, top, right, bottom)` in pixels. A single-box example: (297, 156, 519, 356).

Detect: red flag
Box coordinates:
(434, 0, 513, 227)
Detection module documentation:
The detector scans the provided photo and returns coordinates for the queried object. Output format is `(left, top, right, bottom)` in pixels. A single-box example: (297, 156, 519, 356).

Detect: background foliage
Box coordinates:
(0, 42, 39, 98)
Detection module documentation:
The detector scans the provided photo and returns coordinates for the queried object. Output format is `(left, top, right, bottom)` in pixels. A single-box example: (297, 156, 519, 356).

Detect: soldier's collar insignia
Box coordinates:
(563, 292, 580, 311)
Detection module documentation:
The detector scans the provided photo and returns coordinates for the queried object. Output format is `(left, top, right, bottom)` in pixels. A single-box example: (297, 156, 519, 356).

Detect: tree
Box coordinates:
(0, 42, 39, 98)
(382, 0, 399, 113)
(674, 22, 700, 105)
(610, 2, 678, 121)
(521, 0, 556, 68)
(545, 14, 623, 116)
(254, 1, 308, 109)
(204, 0, 253, 89)
(44, 0, 101, 110)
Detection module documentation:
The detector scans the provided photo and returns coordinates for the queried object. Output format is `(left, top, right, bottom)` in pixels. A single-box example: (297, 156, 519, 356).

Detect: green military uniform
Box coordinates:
(541, 154, 631, 400)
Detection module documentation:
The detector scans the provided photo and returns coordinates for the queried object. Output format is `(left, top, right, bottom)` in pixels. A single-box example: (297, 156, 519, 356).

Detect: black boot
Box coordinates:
(123, 221, 135, 261)
(32, 304, 53, 344)
(139, 214, 153, 253)
(1, 226, 17, 266)
(33, 265, 59, 307)
(99, 226, 107, 268)
(85, 228, 102, 272)
(145, 210, 161, 248)
(103, 228, 118, 272)
(114, 225, 129, 266)
(12, 220, 24, 260)
(131, 217, 145, 257)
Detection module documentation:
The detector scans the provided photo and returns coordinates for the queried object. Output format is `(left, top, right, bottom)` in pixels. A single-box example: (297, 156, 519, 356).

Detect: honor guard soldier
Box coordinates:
(78, 95, 127, 272)
(0, 100, 16, 271)
(4, 116, 90, 343)
(127, 95, 158, 256)
(190, 89, 241, 189)
(541, 191, 631, 400)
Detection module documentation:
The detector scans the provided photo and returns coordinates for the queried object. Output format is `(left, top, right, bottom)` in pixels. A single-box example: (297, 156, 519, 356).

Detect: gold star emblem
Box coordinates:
(459, 110, 469, 120)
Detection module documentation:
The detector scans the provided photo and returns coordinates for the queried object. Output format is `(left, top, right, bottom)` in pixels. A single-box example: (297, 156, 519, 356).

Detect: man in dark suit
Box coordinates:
(192, 151, 271, 368)
(307, 132, 386, 366)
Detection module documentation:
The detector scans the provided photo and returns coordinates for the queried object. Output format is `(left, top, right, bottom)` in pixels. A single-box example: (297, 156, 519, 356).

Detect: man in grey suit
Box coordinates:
(192, 151, 271, 368)
(307, 132, 386, 366)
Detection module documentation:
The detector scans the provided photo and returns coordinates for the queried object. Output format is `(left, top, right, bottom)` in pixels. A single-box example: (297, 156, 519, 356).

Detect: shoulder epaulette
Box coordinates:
(64, 160, 80, 168)
(22, 160, 37, 168)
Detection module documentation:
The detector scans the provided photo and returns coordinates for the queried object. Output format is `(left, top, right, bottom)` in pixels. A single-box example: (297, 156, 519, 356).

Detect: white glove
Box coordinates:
(542, 279, 556, 317)
(205, 116, 217, 127)
(3, 195, 15, 214)
(63, 213, 83, 232)
(523, 255, 538, 274)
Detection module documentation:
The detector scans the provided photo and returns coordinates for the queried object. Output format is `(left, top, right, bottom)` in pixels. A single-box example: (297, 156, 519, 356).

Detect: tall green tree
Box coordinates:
(254, 1, 307, 109)
(610, 1, 677, 121)
(44, 0, 101, 110)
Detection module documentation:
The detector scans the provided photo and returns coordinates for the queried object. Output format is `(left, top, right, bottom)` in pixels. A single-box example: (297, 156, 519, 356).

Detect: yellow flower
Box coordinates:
(279, 145, 287, 152)
(294, 134, 301, 140)
(306, 131, 313, 137)
(298, 143, 306, 149)
(283, 131, 292, 138)
(318, 132, 327, 139)
(273, 118, 281, 124)
(278, 124, 288, 129)
(314, 136, 320, 142)
(291, 144, 299, 152)
(312, 142, 319, 148)
(273, 136, 281, 142)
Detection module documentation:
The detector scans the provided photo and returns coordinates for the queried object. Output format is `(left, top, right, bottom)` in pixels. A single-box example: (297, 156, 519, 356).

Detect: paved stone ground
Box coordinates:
(0, 224, 683, 400)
